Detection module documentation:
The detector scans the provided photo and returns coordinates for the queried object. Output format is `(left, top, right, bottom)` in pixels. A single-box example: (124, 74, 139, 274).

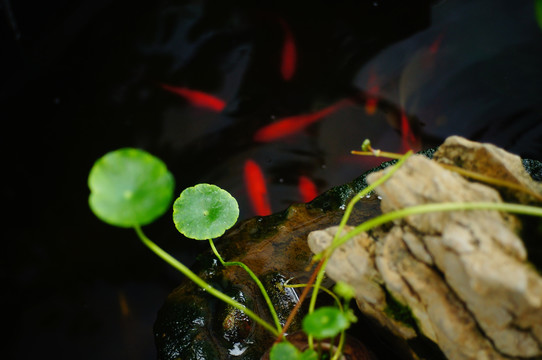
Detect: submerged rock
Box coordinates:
(309, 137, 542, 360)
(153, 168, 386, 359)
(154, 136, 542, 359)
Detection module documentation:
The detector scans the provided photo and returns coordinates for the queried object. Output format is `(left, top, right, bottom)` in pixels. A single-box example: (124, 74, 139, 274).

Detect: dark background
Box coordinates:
(3, 0, 542, 359)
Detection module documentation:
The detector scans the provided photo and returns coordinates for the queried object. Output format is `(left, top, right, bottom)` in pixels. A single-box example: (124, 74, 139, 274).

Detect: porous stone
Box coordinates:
(309, 138, 542, 360)
(432, 135, 542, 204)
(307, 227, 417, 340)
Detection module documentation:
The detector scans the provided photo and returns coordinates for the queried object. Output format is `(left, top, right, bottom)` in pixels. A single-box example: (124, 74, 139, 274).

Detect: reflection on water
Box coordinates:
(6, 0, 542, 359)
(142, 1, 432, 222)
(355, 0, 542, 159)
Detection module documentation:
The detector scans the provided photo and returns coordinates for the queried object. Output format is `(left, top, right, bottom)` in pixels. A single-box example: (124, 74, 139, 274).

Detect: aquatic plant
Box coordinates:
(303, 140, 542, 354)
(88, 147, 358, 359)
(88, 143, 542, 359)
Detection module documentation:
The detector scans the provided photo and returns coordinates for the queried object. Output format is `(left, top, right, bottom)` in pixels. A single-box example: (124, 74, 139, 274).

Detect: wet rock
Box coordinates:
(309, 138, 542, 360)
(154, 178, 384, 359)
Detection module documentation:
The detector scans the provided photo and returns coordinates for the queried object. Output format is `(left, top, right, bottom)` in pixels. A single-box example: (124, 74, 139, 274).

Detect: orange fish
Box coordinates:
(298, 176, 318, 203)
(365, 70, 379, 115)
(160, 84, 226, 112)
(244, 159, 272, 216)
(117, 290, 131, 317)
(278, 19, 297, 81)
(428, 33, 444, 55)
(422, 33, 444, 69)
(254, 100, 349, 142)
(399, 110, 420, 152)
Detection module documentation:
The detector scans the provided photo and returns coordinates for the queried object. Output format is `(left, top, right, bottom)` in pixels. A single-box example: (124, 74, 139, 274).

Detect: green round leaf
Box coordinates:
(269, 342, 300, 360)
(88, 148, 175, 227)
(173, 183, 239, 240)
(302, 306, 350, 340)
(299, 349, 318, 360)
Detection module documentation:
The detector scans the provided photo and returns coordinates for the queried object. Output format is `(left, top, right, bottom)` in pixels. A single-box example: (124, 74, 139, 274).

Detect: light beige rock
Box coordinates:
(369, 155, 542, 358)
(307, 137, 542, 360)
(432, 135, 542, 204)
(378, 227, 505, 360)
(308, 226, 416, 340)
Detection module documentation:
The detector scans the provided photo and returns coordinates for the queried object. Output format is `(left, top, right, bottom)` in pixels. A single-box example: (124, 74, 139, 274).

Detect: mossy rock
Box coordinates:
(153, 149, 542, 360)
(153, 163, 389, 360)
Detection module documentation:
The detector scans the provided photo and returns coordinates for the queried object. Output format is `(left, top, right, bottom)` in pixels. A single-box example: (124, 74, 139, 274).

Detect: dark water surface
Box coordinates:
(3, 0, 542, 359)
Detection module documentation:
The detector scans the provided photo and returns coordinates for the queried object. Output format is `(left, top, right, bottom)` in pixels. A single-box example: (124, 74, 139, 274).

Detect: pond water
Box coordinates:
(4, 0, 542, 359)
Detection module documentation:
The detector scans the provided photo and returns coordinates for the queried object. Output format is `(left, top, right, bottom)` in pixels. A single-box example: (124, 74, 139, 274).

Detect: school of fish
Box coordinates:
(159, 18, 425, 217)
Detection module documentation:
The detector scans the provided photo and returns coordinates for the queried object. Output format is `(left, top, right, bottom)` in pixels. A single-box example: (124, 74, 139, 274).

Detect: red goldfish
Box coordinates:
(278, 19, 297, 81)
(160, 84, 226, 112)
(298, 176, 318, 203)
(429, 33, 444, 55)
(399, 110, 421, 152)
(365, 70, 380, 115)
(254, 100, 350, 142)
(243, 159, 272, 216)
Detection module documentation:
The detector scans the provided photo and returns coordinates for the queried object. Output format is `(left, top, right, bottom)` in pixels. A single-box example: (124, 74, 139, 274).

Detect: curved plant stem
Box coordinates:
(307, 257, 330, 349)
(208, 238, 282, 333)
(328, 201, 542, 255)
(437, 163, 542, 202)
(286, 283, 346, 360)
(285, 284, 342, 310)
(275, 258, 325, 343)
(134, 225, 279, 337)
(331, 331, 346, 360)
(307, 151, 413, 349)
(332, 150, 413, 256)
(352, 148, 542, 202)
(350, 150, 403, 159)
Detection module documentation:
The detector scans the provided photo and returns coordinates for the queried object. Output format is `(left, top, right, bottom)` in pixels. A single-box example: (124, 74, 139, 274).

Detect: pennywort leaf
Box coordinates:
(88, 148, 174, 227)
(173, 183, 239, 240)
(302, 306, 350, 340)
(270, 342, 300, 360)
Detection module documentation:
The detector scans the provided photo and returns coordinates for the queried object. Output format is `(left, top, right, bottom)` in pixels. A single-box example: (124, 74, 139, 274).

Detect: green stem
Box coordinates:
(330, 331, 346, 360)
(285, 283, 346, 359)
(208, 238, 282, 333)
(276, 258, 324, 343)
(307, 256, 330, 349)
(133, 225, 279, 337)
(285, 284, 343, 311)
(350, 150, 403, 159)
(331, 150, 413, 256)
(438, 163, 542, 202)
(328, 201, 542, 254)
(309, 151, 414, 326)
(316, 200, 542, 355)
(306, 154, 413, 349)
